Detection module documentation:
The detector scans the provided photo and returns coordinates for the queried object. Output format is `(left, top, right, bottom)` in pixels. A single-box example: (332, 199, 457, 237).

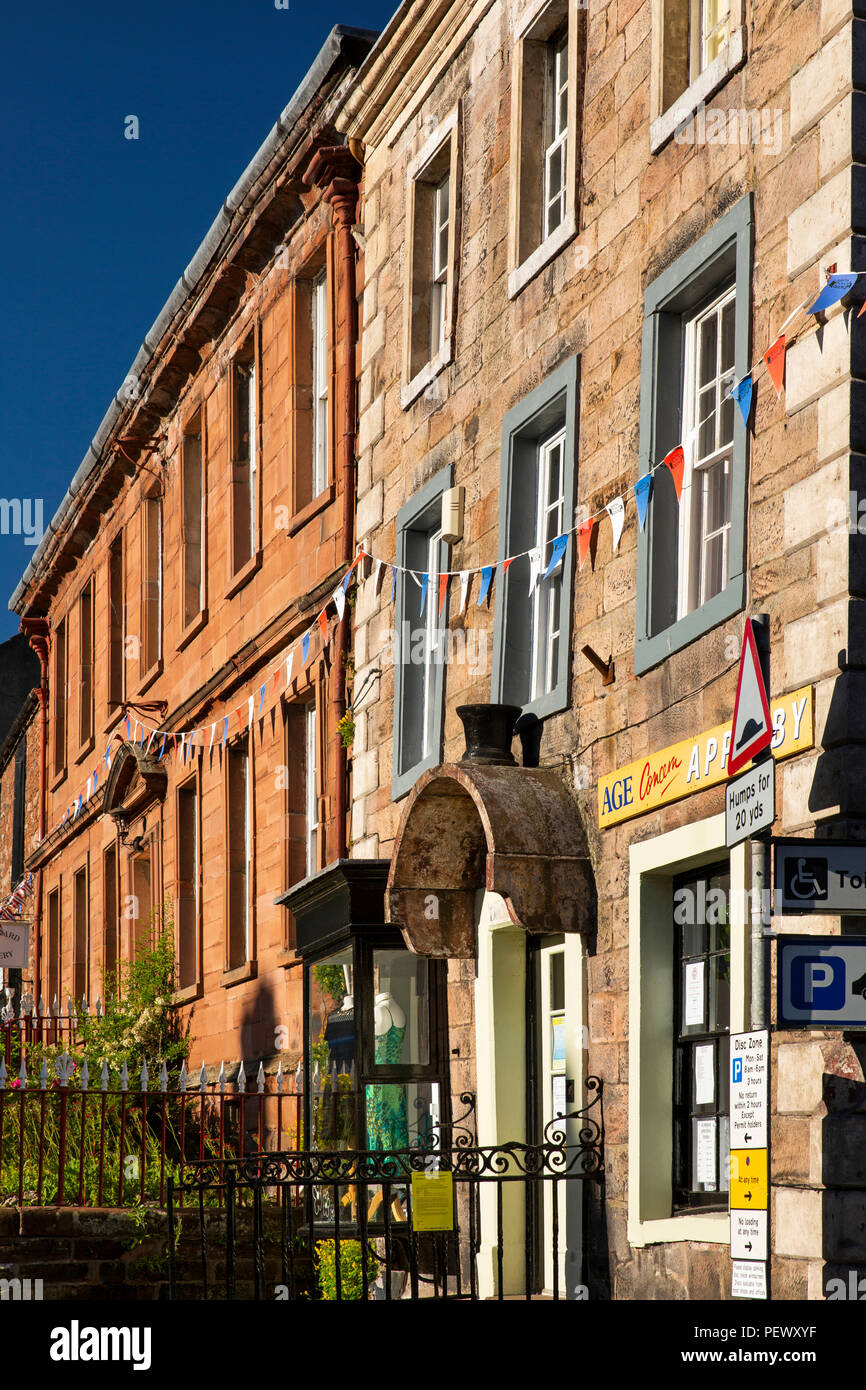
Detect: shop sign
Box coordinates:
(0, 920, 29, 969)
(597, 687, 813, 830)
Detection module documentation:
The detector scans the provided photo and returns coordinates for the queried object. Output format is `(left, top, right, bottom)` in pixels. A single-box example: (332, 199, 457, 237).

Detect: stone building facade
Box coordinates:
(334, 0, 866, 1299)
(7, 27, 375, 1070)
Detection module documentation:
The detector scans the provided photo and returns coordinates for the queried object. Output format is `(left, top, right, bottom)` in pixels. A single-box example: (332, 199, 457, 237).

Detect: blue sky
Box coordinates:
(0, 0, 394, 638)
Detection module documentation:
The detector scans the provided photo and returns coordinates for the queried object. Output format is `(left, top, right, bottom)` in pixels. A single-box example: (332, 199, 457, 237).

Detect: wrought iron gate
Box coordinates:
(167, 1079, 603, 1301)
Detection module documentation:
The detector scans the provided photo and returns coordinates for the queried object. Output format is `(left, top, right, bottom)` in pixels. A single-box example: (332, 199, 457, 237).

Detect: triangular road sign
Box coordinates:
(728, 620, 772, 776)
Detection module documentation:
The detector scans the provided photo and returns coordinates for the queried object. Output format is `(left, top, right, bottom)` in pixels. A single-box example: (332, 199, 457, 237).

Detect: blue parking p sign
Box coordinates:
(778, 937, 866, 1027)
(732, 1058, 743, 1084)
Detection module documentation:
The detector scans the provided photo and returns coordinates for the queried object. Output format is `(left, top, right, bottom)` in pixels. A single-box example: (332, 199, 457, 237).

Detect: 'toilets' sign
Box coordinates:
(597, 687, 813, 829)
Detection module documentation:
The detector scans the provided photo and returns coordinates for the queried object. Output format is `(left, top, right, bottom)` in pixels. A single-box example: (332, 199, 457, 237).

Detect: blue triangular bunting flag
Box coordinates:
(420, 572, 429, 616)
(543, 534, 568, 579)
(258, 683, 266, 715)
(634, 474, 653, 531)
(808, 273, 858, 315)
(477, 566, 493, 606)
(730, 375, 753, 427)
(302, 632, 310, 666)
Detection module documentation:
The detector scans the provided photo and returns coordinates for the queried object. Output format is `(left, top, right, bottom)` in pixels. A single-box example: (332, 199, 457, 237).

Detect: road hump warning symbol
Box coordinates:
(728, 621, 772, 777)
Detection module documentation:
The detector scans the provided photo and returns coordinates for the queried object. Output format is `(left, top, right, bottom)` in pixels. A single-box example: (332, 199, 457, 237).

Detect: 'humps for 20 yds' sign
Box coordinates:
(597, 688, 813, 829)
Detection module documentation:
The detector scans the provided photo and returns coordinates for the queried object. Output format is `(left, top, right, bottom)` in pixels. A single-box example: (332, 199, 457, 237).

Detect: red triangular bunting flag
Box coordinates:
(764, 334, 786, 397)
(273, 667, 280, 690)
(502, 558, 515, 573)
(577, 519, 595, 571)
(664, 446, 685, 501)
(236, 706, 244, 729)
(438, 574, 449, 614)
(858, 298, 866, 319)
(318, 610, 329, 642)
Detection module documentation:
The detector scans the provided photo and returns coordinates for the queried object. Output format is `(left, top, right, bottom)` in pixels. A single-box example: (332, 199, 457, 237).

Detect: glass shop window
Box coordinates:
(308, 947, 357, 1150)
(365, 950, 439, 1154)
(673, 862, 731, 1209)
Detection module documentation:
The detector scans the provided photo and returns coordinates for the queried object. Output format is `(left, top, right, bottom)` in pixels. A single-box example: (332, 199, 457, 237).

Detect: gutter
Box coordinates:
(8, 24, 378, 618)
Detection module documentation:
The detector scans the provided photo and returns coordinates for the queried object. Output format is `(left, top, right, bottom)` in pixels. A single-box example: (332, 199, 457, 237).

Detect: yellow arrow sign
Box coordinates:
(729, 1148, 768, 1211)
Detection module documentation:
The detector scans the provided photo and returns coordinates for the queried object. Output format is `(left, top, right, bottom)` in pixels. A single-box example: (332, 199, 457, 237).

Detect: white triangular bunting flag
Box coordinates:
(285, 650, 294, 687)
(606, 497, 625, 553)
(372, 558, 383, 593)
(247, 695, 254, 729)
(528, 547, 543, 595)
(209, 723, 216, 750)
(458, 570, 470, 615)
(333, 586, 346, 622)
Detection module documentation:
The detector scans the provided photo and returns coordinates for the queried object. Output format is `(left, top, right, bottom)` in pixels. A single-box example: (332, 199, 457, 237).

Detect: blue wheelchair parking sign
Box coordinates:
(732, 1058, 743, 1084)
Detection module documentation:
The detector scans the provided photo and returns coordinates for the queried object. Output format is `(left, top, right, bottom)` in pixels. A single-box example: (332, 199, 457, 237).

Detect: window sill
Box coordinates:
(172, 982, 203, 1006)
(401, 342, 454, 410)
(224, 550, 262, 601)
(508, 210, 577, 300)
(49, 766, 68, 794)
(137, 659, 164, 698)
(177, 608, 208, 653)
(276, 945, 300, 967)
(220, 960, 258, 989)
(635, 574, 745, 676)
(627, 1209, 729, 1248)
(650, 28, 746, 154)
(288, 483, 336, 537)
(74, 734, 96, 767)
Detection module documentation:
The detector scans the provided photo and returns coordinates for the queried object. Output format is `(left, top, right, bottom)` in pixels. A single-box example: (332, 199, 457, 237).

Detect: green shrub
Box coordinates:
(315, 1239, 379, 1300)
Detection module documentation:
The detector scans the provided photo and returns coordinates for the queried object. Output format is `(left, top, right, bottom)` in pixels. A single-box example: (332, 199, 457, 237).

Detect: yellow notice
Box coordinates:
(598, 686, 813, 829)
(410, 1171, 454, 1232)
(729, 1148, 768, 1211)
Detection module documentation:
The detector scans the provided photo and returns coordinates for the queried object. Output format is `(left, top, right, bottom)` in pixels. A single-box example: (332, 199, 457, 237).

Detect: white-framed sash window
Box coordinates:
(677, 286, 735, 620)
(430, 175, 450, 361)
(691, 0, 730, 79)
(422, 526, 445, 761)
(305, 702, 318, 877)
(312, 272, 329, 497)
(530, 428, 566, 702)
(544, 32, 569, 239)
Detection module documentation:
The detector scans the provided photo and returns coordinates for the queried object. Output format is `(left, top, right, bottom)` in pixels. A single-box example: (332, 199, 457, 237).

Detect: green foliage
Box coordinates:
(315, 1239, 379, 1300)
(79, 901, 189, 1078)
(312, 964, 345, 1006)
(0, 906, 208, 1207)
(337, 712, 355, 749)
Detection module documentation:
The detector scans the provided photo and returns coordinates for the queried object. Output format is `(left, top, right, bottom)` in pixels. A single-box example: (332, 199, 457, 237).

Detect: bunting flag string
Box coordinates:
(45, 263, 866, 843)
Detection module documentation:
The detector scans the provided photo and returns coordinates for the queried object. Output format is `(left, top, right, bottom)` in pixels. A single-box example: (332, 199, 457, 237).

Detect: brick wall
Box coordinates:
(0, 1205, 295, 1301)
(15, 66, 366, 1070)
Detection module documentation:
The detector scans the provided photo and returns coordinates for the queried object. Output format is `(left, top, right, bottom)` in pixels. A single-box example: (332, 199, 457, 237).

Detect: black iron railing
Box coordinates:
(167, 1079, 603, 1301)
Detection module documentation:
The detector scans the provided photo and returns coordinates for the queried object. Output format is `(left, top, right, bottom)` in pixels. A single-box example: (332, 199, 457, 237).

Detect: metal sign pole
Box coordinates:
(749, 614, 771, 1034)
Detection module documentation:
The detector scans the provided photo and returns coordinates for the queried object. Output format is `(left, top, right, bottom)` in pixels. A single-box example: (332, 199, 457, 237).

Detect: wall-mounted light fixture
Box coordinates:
(441, 486, 465, 544)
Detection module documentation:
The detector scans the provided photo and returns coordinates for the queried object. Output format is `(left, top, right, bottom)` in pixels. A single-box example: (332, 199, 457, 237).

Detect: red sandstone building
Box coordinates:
(6, 27, 375, 1071)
